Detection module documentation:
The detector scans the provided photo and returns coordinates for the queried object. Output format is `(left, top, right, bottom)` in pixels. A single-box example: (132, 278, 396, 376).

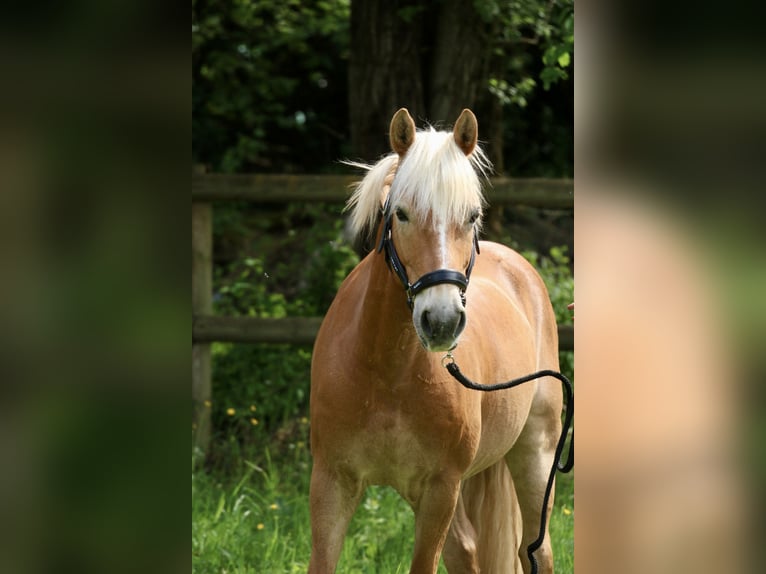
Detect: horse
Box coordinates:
(309, 108, 563, 573)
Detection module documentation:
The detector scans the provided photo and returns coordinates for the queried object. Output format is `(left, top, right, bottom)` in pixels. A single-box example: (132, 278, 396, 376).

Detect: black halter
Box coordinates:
(375, 199, 480, 309)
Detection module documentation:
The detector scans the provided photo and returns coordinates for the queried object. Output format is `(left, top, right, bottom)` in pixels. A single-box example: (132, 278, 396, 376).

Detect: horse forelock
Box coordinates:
(390, 129, 491, 228)
(344, 128, 491, 245)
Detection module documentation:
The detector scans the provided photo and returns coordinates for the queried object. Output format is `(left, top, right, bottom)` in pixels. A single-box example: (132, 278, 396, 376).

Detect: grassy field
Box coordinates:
(192, 424, 573, 574)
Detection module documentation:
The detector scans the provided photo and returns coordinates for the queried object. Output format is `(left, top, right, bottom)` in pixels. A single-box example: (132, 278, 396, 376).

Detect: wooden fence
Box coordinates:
(192, 173, 574, 208)
(192, 171, 574, 452)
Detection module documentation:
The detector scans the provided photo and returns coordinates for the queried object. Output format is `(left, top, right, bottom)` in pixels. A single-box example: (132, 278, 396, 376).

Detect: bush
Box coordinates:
(208, 204, 358, 463)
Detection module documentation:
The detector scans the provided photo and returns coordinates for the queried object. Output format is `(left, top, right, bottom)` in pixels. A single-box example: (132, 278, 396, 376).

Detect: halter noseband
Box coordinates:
(375, 199, 480, 310)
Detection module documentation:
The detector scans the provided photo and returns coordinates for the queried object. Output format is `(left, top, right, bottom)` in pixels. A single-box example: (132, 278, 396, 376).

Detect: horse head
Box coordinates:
(382, 108, 487, 352)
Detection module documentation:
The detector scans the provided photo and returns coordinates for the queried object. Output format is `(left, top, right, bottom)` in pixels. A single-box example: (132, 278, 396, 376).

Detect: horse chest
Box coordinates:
(343, 387, 477, 488)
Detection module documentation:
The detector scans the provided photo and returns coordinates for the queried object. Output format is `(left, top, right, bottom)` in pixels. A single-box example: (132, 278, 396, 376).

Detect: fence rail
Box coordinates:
(192, 315, 575, 349)
(192, 173, 573, 209)
(193, 315, 324, 345)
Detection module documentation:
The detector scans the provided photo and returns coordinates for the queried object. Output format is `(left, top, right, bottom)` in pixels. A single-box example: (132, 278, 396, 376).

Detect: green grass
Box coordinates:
(192, 430, 573, 573)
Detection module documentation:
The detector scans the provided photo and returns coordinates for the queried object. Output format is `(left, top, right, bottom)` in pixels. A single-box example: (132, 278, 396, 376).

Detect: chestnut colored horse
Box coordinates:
(309, 108, 562, 573)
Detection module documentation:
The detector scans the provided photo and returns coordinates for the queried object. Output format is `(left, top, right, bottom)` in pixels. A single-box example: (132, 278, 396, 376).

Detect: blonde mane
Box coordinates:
(345, 128, 491, 244)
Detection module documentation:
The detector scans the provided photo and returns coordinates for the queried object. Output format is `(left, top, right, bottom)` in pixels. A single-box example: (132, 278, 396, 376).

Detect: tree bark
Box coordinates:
(428, 0, 490, 123)
(348, 0, 501, 166)
(348, 0, 427, 160)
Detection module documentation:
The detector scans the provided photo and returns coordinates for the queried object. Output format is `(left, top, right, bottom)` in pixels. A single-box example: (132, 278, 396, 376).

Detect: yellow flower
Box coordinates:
(250, 418, 259, 426)
(257, 523, 265, 530)
(300, 417, 309, 425)
(269, 503, 279, 510)
(203, 400, 212, 408)
(226, 408, 235, 416)
(250, 405, 257, 412)
(562, 506, 572, 515)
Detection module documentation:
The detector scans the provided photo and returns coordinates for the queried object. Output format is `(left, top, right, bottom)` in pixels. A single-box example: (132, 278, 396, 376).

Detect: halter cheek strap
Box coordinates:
(376, 203, 480, 309)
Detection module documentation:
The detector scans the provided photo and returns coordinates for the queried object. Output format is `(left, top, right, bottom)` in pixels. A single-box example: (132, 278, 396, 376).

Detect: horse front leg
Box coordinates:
(308, 461, 363, 574)
(410, 475, 462, 574)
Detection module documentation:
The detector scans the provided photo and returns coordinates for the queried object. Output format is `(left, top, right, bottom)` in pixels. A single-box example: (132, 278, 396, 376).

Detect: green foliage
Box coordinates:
(539, 3, 574, 90)
(213, 205, 359, 318)
(478, 0, 574, 99)
(192, 0, 351, 173)
(193, 0, 573, 177)
(488, 76, 537, 108)
(210, 343, 311, 449)
(214, 257, 289, 318)
(208, 203, 359, 460)
(476, 0, 574, 175)
(193, 445, 313, 573)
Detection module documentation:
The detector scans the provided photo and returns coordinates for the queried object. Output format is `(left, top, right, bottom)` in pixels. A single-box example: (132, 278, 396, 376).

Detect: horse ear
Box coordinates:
(453, 109, 478, 156)
(389, 108, 416, 156)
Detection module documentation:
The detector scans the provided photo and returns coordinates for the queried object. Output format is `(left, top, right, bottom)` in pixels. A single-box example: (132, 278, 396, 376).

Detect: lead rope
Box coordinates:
(442, 355, 574, 574)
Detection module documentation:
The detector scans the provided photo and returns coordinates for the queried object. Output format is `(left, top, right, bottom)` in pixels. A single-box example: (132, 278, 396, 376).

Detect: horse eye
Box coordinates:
(395, 208, 409, 222)
(468, 211, 480, 225)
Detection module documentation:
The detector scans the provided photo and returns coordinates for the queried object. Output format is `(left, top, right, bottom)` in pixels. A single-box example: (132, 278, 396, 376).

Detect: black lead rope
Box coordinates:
(443, 358, 574, 574)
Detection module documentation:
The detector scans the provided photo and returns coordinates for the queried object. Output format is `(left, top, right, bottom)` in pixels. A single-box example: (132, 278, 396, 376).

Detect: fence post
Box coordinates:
(192, 164, 212, 459)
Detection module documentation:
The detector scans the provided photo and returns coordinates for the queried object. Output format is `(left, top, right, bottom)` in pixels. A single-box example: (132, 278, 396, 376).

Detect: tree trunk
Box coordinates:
(348, 0, 427, 160)
(428, 0, 490, 123)
(349, 1, 502, 167)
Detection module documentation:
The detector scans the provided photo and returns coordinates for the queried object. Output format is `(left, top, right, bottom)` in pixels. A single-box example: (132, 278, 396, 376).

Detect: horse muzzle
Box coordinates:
(413, 285, 467, 352)
(375, 200, 479, 351)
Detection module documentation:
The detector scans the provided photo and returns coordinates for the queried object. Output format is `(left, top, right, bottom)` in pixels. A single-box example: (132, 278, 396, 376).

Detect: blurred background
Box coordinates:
(574, 1, 766, 572)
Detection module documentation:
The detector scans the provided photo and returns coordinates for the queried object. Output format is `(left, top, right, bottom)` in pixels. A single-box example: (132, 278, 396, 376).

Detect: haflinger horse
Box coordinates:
(309, 108, 562, 573)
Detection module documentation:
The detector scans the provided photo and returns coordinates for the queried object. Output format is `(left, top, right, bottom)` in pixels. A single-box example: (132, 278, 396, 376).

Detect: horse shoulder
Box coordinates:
(476, 241, 554, 316)
(471, 242, 559, 367)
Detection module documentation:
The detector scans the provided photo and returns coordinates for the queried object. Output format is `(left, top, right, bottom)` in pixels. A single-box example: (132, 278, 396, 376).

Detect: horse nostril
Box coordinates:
(421, 311, 433, 339)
